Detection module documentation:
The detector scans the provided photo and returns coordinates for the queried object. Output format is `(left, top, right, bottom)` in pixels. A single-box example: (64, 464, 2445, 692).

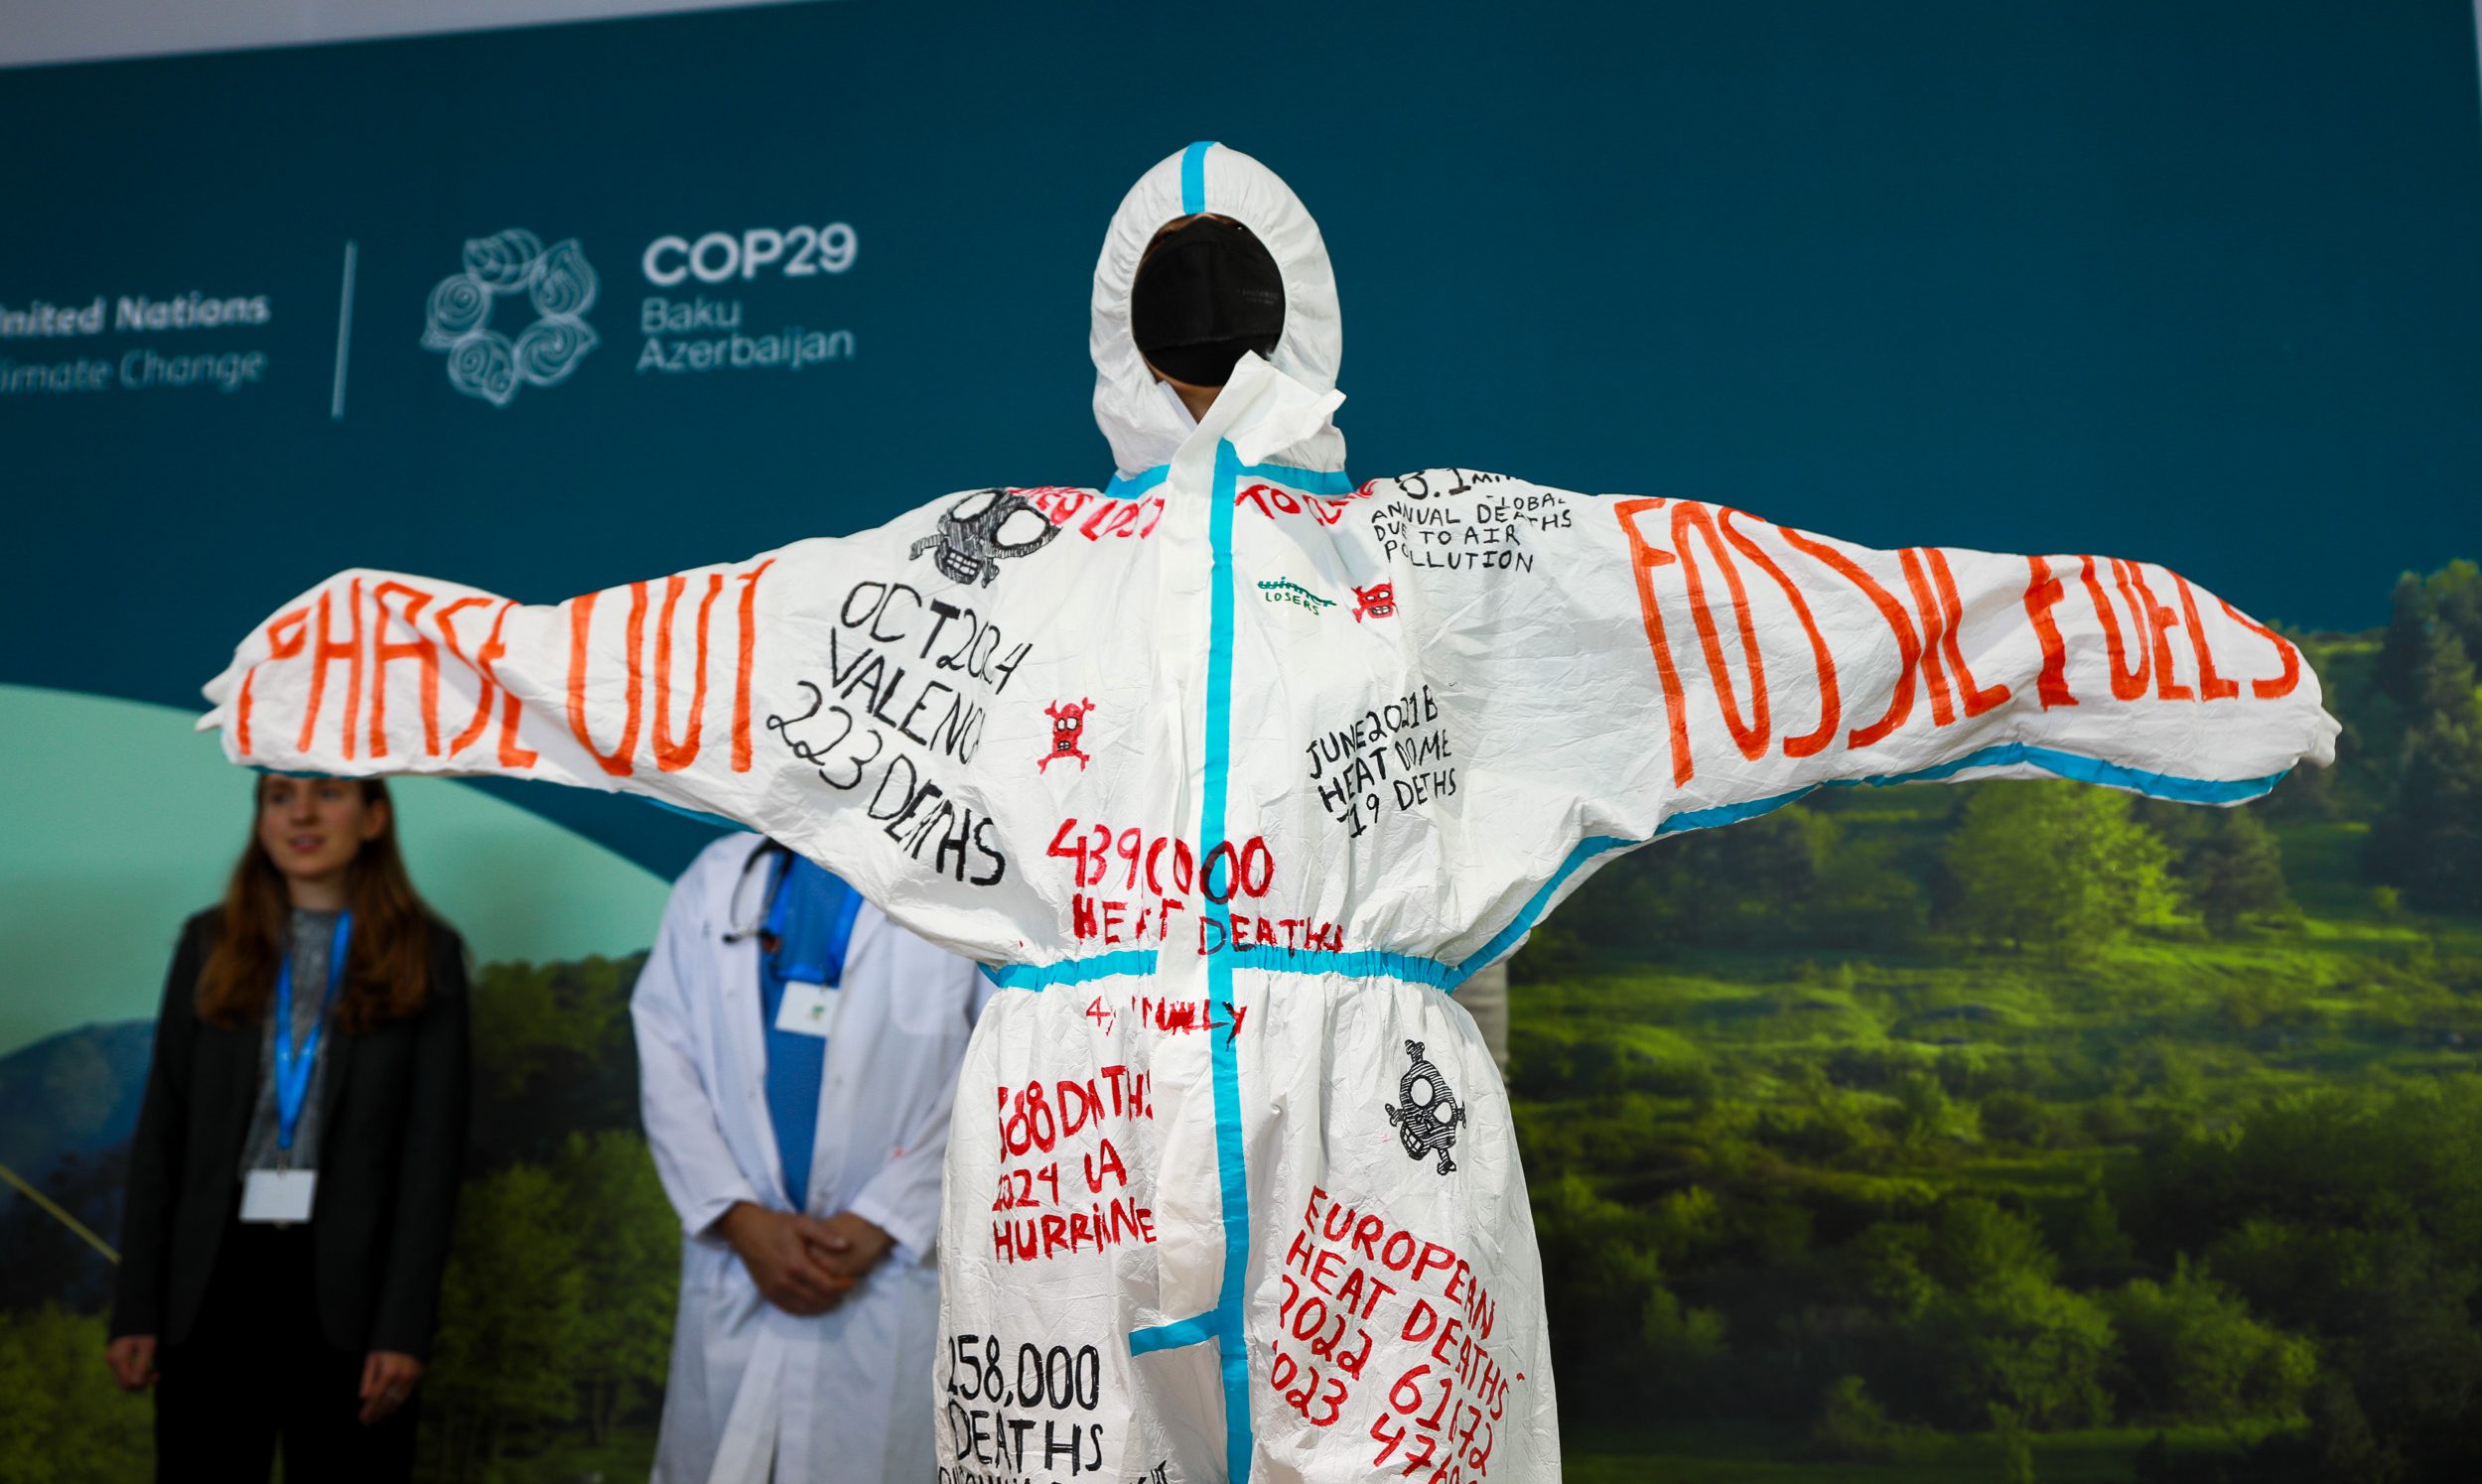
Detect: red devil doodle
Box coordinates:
(1351, 583, 1396, 622)
(1040, 699, 1095, 772)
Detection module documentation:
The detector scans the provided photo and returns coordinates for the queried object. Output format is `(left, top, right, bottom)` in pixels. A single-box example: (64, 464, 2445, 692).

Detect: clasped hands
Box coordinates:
(718, 1202, 895, 1316)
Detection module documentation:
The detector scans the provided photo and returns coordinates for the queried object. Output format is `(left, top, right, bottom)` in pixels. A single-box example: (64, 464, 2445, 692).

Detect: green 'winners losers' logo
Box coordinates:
(1259, 578, 1337, 613)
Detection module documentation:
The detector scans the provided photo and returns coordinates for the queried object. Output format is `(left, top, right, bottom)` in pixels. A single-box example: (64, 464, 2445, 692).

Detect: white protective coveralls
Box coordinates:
(202, 143, 2338, 1484)
(634, 833, 991, 1484)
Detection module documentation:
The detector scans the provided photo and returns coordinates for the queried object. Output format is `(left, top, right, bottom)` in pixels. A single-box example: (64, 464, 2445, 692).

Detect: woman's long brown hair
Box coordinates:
(196, 777, 436, 1032)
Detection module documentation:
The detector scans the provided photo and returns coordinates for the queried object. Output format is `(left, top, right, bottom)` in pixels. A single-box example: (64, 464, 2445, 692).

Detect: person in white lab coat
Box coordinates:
(633, 833, 992, 1484)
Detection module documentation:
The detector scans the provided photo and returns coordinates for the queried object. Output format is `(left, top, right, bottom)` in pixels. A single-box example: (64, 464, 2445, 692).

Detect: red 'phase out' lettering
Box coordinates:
(298, 580, 365, 759)
(653, 573, 723, 773)
(250, 562, 780, 776)
(236, 606, 310, 757)
(439, 597, 538, 769)
(368, 581, 442, 758)
(732, 560, 774, 773)
(437, 598, 498, 754)
(548, 560, 770, 778)
(567, 583, 648, 777)
(437, 597, 496, 752)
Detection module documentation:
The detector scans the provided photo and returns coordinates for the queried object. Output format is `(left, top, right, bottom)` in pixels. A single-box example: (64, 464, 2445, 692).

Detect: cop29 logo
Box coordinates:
(420, 230, 598, 407)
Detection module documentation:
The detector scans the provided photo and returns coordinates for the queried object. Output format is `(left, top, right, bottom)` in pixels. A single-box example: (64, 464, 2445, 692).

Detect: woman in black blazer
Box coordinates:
(108, 773, 470, 1482)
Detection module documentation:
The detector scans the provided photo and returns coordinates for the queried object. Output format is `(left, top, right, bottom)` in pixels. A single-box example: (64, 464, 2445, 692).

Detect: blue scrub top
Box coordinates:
(758, 853, 864, 1208)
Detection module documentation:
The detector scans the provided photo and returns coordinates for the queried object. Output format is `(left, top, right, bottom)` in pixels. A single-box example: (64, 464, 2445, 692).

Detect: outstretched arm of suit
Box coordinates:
(845, 966, 996, 1263)
(1349, 475, 2342, 969)
(200, 525, 1033, 966)
(632, 874, 767, 1240)
(1375, 473, 2337, 839)
(203, 551, 804, 833)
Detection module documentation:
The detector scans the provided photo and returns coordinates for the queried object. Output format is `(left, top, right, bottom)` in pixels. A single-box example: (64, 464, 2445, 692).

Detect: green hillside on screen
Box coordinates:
(1529, 560, 2482, 1483)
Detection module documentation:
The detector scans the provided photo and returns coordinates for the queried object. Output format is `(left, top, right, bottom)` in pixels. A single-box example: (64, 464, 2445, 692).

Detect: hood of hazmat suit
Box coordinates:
(201, 143, 2338, 1484)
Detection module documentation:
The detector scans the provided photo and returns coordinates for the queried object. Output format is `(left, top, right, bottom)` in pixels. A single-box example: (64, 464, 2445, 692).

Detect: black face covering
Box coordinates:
(1131, 216, 1286, 388)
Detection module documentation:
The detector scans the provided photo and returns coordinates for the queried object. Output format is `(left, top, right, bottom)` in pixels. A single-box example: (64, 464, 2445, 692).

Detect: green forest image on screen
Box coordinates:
(1, 559, 2477, 1483)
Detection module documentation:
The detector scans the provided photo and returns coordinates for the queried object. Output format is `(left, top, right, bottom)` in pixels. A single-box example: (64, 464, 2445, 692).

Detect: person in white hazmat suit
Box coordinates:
(201, 143, 2338, 1483)
(633, 834, 991, 1484)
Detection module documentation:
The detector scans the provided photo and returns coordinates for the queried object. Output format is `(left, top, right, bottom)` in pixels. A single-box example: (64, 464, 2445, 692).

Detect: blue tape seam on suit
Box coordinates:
(1129, 1310, 1217, 1354)
(1091, 431, 1261, 1481)
(983, 950, 1160, 990)
(1199, 436, 1254, 1481)
(1107, 460, 1353, 502)
(1181, 139, 1211, 215)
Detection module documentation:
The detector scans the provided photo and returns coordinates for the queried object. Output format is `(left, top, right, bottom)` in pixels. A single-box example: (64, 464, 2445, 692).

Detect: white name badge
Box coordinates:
(240, 1168, 318, 1223)
(773, 980, 842, 1039)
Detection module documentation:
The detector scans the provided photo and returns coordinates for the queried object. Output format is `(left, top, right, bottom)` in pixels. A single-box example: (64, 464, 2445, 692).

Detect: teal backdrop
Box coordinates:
(3, 0, 2477, 888)
(2, 4, 2479, 1480)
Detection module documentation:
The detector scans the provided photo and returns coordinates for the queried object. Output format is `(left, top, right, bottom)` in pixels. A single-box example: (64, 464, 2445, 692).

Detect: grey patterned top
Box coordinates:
(236, 907, 343, 1176)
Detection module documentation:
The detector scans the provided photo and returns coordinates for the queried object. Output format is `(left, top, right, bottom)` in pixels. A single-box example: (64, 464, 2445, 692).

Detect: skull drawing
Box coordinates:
(1384, 1039, 1466, 1174)
(1352, 583, 1396, 622)
(1039, 698, 1094, 772)
(908, 487, 1062, 587)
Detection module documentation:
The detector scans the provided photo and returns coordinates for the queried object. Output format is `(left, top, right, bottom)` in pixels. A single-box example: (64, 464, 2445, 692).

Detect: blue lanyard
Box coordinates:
(272, 911, 351, 1154)
(762, 857, 864, 988)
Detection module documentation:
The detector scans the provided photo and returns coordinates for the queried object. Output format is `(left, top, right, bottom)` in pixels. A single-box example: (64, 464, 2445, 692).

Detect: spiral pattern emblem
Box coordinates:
(421, 228, 598, 406)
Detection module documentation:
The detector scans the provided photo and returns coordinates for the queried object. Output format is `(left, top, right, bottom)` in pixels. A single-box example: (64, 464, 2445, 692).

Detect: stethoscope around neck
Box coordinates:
(720, 839, 794, 945)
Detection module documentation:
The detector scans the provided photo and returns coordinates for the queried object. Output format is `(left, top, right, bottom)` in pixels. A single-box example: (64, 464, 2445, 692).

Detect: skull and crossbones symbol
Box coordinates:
(908, 487, 1062, 587)
(1039, 698, 1094, 772)
(1385, 1039, 1466, 1174)
(1352, 583, 1396, 622)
